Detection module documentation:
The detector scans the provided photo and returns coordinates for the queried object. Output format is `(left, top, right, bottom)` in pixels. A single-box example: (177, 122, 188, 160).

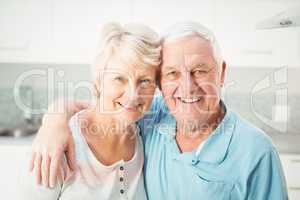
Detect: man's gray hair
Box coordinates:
(161, 21, 223, 69)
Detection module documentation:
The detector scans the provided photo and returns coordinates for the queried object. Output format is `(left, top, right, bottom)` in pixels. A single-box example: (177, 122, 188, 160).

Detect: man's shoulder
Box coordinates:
(230, 111, 275, 156)
(138, 91, 169, 129)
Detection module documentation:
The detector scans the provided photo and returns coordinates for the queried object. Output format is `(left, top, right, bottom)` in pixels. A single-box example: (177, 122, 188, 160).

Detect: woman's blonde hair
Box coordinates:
(91, 22, 161, 97)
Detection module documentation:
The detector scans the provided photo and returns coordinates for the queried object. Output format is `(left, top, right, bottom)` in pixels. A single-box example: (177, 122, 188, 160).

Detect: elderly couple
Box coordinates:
(20, 21, 288, 200)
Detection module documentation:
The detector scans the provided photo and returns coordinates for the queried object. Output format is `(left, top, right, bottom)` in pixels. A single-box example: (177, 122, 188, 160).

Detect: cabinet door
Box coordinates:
(0, 145, 30, 200)
(49, 0, 132, 63)
(0, 0, 132, 63)
(280, 154, 300, 200)
(289, 189, 300, 200)
(214, 1, 300, 67)
(0, 0, 52, 63)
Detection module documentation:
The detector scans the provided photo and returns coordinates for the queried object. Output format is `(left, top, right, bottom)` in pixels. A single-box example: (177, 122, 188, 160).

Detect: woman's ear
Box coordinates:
(93, 81, 101, 98)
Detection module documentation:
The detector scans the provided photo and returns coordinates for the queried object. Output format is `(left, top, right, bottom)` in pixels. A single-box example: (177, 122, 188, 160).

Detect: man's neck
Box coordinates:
(175, 103, 225, 153)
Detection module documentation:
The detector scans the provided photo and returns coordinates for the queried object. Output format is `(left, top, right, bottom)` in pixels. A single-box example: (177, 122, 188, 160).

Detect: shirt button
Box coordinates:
(191, 160, 198, 165)
(120, 166, 124, 170)
(120, 189, 125, 194)
(120, 177, 124, 182)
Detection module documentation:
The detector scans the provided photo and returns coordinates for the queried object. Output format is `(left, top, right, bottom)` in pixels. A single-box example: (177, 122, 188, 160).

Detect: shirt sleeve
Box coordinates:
(138, 91, 167, 138)
(247, 148, 288, 200)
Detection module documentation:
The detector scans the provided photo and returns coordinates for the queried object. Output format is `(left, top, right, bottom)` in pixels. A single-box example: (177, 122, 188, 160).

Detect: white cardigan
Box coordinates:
(19, 112, 147, 200)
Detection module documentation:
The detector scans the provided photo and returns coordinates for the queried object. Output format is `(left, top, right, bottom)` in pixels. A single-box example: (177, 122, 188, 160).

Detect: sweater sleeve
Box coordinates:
(17, 156, 63, 200)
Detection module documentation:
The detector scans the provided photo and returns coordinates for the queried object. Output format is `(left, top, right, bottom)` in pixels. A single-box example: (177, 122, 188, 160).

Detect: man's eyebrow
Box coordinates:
(138, 74, 155, 80)
(162, 66, 178, 71)
(188, 63, 207, 70)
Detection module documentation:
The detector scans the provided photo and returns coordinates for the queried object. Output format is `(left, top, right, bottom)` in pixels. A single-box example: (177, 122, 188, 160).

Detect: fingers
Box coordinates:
(41, 155, 50, 187)
(29, 151, 36, 172)
(49, 150, 62, 188)
(34, 153, 42, 185)
(32, 150, 64, 188)
(75, 100, 90, 112)
(65, 141, 77, 171)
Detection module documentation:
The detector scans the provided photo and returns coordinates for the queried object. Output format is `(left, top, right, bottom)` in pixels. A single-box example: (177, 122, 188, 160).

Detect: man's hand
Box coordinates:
(29, 100, 89, 188)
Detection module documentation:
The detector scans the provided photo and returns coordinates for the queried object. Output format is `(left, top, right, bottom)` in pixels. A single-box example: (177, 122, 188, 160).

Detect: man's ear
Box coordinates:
(156, 67, 162, 90)
(220, 61, 227, 87)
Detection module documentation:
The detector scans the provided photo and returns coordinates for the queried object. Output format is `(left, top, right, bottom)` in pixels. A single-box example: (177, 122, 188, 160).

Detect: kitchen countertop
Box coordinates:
(0, 132, 299, 154)
(0, 134, 35, 146)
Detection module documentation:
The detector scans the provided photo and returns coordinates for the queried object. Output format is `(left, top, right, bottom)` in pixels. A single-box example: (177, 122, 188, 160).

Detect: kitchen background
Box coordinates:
(0, 0, 299, 199)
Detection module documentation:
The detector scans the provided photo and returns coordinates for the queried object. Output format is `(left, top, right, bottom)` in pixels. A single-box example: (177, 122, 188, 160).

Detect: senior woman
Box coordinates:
(19, 22, 161, 200)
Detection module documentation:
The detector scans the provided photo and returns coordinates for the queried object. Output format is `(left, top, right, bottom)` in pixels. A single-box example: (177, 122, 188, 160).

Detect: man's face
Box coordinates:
(160, 34, 226, 124)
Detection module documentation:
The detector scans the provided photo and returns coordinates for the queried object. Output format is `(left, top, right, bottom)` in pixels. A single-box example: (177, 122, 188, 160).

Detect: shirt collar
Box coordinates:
(196, 109, 236, 164)
(155, 100, 236, 165)
(155, 111, 177, 140)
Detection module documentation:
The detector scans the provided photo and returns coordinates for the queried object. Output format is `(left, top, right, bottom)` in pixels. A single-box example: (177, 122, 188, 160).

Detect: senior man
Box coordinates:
(29, 22, 288, 199)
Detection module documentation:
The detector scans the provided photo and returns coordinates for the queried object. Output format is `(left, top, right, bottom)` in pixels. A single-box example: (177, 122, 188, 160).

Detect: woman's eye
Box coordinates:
(114, 76, 126, 83)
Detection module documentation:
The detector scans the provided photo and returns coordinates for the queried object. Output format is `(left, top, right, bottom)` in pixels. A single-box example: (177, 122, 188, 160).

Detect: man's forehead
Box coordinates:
(163, 53, 203, 63)
(162, 35, 212, 53)
(162, 35, 214, 66)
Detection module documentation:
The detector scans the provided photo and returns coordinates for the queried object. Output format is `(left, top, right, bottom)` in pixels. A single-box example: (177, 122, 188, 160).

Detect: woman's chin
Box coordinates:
(116, 114, 140, 125)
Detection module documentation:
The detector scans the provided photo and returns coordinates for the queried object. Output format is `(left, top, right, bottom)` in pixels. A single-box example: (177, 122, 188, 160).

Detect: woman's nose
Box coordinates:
(124, 83, 142, 105)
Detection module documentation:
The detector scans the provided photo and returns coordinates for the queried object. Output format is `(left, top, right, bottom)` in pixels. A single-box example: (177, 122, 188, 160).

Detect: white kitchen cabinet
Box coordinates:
(131, 0, 215, 33)
(0, 0, 132, 64)
(280, 154, 300, 200)
(48, 0, 132, 64)
(0, 145, 31, 200)
(0, 0, 52, 63)
(1, 0, 299, 66)
(289, 190, 300, 200)
(214, 1, 300, 67)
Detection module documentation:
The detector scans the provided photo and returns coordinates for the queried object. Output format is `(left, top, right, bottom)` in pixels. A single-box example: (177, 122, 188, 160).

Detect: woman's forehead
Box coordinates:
(105, 56, 156, 77)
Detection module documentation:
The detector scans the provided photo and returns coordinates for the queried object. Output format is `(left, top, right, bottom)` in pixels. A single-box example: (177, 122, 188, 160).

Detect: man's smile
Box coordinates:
(177, 96, 203, 104)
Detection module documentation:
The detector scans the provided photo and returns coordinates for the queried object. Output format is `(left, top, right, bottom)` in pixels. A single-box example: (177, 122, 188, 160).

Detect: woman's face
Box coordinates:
(97, 55, 157, 125)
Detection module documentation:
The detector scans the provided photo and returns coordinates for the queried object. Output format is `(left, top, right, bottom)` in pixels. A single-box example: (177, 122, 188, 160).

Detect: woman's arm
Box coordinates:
(29, 99, 89, 188)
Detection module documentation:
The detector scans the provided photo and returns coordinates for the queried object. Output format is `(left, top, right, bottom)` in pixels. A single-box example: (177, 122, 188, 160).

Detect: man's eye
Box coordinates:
(167, 71, 176, 76)
(192, 69, 207, 77)
(165, 71, 178, 79)
(140, 79, 153, 88)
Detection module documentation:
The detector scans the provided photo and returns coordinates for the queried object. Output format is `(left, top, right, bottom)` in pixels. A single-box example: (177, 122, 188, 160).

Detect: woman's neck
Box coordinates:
(79, 107, 137, 165)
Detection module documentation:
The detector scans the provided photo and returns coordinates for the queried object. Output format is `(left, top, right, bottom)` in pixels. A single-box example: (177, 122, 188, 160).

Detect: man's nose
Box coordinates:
(178, 72, 198, 96)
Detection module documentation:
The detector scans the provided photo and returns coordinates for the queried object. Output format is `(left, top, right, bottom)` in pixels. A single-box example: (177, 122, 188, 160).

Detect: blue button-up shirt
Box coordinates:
(138, 93, 288, 200)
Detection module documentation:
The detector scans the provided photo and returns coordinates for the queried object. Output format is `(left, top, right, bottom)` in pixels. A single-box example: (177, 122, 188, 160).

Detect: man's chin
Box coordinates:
(174, 112, 210, 122)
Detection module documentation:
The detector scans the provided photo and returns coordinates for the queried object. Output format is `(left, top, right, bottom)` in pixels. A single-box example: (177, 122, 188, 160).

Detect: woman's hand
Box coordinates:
(29, 100, 89, 188)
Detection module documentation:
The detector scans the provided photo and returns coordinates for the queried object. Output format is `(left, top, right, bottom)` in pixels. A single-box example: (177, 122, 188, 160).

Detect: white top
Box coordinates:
(19, 112, 147, 200)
